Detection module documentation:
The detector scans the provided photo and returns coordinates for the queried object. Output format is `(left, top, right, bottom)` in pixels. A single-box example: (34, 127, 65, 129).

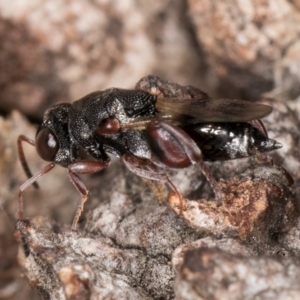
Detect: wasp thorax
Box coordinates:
(36, 127, 59, 161)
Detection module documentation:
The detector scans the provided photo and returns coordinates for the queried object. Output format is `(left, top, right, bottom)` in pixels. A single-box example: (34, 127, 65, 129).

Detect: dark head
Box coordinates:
(36, 103, 72, 167)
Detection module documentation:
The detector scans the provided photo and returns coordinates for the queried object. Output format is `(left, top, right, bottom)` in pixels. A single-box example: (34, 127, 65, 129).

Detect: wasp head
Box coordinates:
(36, 103, 72, 167)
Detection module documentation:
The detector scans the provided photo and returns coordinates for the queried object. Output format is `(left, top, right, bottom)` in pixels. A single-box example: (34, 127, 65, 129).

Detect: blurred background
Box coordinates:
(0, 0, 300, 299)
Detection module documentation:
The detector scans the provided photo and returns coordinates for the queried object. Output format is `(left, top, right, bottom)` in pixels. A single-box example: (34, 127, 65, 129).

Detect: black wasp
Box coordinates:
(18, 75, 282, 230)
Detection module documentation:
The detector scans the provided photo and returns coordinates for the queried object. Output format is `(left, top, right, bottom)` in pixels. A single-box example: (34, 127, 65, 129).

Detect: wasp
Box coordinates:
(17, 76, 283, 230)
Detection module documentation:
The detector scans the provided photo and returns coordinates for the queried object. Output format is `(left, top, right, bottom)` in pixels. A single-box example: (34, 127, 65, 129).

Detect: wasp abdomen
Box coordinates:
(183, 123, 281, 161)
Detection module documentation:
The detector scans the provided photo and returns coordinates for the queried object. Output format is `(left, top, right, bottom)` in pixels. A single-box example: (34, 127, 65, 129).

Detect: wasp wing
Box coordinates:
(120, 98, 272, 130)
(155, 98, 272, 123)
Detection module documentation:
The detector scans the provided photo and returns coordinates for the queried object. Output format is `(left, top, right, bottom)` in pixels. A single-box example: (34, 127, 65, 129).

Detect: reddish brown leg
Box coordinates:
(17, 135, 39, 189)
(142, 178, 165, 203)
(250, 119, 268, 137)
(146, 120, 203, 166)
(256, 153, 294, 186)
(146, 120, 222, 205)
(121, 154, 185, 212)
(198, 160, 222, 205)
(67, 159, 110, 231)
(18, 163, 55, 219)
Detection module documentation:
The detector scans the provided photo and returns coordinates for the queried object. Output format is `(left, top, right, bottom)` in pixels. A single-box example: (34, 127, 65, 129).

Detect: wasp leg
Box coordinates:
(256, 153, 294, 186)
(198, 160, 222, 205)
(145, 120, 222, 205)
(135, 75, 210, 99)
(67, 159, 110, 231)
(250, 119, 268, 137)
(146, 120, 203, 167)
(18, 163, 55, 219)
(141, 178, 165, 203)
(121, 154, 185, 212)
(17, 135, 39, 189)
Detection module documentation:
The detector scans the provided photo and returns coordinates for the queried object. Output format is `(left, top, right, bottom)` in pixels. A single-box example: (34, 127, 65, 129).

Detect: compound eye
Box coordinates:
(36, 128, 58, 161)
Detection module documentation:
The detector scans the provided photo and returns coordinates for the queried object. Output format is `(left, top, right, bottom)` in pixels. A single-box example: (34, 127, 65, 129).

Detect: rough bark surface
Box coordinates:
(1, 1, 300, 300)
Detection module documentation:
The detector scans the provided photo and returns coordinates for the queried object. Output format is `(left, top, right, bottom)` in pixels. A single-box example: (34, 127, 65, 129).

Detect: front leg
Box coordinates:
(68, 158, 110, 231)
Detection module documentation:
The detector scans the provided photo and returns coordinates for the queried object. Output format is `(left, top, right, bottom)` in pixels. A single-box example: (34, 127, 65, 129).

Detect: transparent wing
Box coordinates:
(155, 97, 272, 123)
(120, 97, 273, 130)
